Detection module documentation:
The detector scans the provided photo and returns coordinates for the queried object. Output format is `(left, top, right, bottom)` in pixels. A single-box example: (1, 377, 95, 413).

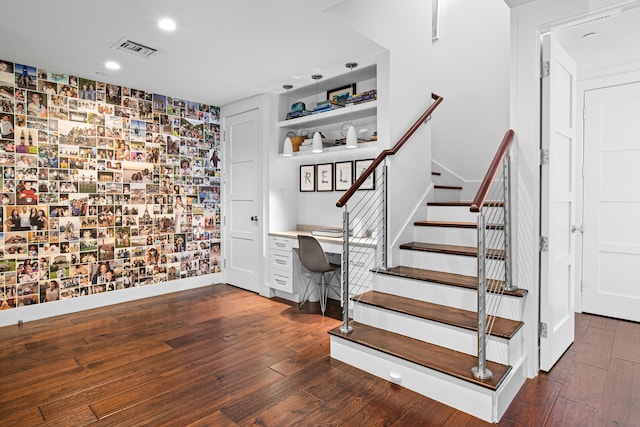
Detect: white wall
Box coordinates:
(431, 0, 511, 190)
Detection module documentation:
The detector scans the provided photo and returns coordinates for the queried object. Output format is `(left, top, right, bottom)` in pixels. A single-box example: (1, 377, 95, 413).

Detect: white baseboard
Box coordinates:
(0, 273, 222, 328)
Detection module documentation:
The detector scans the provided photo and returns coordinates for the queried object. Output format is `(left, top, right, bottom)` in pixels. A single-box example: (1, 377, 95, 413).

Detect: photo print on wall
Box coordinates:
(0, 58, 223, 311)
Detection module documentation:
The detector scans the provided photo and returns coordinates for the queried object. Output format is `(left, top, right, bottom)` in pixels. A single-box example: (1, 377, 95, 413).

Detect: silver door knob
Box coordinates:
(571, 225, 584, 234)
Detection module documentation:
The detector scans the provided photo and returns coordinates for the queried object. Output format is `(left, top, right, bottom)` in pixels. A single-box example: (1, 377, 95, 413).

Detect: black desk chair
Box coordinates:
(298, 235, 340, 315)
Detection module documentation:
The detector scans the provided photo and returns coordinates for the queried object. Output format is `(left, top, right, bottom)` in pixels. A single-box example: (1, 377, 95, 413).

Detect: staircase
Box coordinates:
(330, 180, 528, 422)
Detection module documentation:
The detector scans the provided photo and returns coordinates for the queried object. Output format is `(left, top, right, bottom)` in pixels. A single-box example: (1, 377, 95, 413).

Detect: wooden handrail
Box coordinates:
(336, 92, 444, 207)
(469, 129, 515, 213)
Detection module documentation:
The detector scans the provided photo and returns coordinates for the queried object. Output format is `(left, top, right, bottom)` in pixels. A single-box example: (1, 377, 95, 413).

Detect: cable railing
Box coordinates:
(336, 93, 443, 334)
(470, 129, 515, 380)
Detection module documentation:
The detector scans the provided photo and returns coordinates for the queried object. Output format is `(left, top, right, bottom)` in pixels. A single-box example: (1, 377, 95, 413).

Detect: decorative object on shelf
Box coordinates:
(311, 74, 324, 153)
(286, 101, 310, 120)
(282, 85, 294, 156)
(345, 62, 359, 149)
(290, 129, 308, 152)
(300, 164, 316, 192)
(355, 158, 376, 190)
(334, 161, 353, 191)
(316, 163, 334, 192)
(327, 83, 357, 107)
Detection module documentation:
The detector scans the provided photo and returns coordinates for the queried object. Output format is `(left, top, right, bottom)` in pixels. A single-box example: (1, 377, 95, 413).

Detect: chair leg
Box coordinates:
(299, 273, 314, 310)
(320, 274, 327, 316)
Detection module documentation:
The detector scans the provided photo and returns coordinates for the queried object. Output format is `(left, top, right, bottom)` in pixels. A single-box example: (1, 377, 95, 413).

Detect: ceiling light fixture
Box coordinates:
(158, 18, 177, 31)
(105, 61, 120, 70)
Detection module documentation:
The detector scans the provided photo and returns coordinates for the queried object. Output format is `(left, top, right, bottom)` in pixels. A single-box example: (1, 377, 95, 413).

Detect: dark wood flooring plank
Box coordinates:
(242, 392, 323, 427)
(572, 326, 615, 369)
(392, 396, 457, 426)
(557, 361, 607, 409)
(500, 375, 562, 426)
(544, 397, 597, 427)
(612, 320, 640, 364)
(39, 369, 160, 420)
(184, 410, 239, 427)
(595, 357, 640, 427)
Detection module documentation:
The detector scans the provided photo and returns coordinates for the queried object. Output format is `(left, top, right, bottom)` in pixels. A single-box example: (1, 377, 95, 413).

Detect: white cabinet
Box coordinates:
(347, 245, 376, 299)
(277, 64, 378, 158)
(269, 237, 294, 293)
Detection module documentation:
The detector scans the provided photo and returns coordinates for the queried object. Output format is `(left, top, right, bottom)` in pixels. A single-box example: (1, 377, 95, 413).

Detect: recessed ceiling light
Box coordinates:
(105, 61, 120, 70)
(158, 18, 176, 31)
(582, 32, 598, 39)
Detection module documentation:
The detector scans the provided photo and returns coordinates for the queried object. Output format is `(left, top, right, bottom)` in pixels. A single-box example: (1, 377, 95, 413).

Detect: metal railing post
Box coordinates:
(382, 162, 388, 269)
(339, 207, 352, 334)
(472, 212, 493, 380)
(503, 151, 515, 291)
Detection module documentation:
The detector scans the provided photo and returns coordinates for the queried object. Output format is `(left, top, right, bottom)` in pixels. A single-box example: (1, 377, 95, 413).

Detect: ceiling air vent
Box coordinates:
(112, 37, 158, 58)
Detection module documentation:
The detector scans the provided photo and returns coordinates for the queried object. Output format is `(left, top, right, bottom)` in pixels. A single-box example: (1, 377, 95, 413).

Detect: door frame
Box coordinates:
(506, 0, 633, 377)
(221, 94, 271, 297)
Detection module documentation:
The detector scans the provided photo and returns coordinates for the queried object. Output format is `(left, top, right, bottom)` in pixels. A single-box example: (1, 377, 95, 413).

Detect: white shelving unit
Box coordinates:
(277, 64, 378, 158)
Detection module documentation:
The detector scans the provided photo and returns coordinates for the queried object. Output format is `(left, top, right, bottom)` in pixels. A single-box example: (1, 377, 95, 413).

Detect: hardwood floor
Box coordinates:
(1, 284, 638, 426)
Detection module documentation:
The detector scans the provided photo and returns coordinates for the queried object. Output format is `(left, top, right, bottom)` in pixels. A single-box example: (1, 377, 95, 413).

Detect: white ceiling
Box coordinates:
(0, 0, 384, 107)
(554, 2, 640, 75)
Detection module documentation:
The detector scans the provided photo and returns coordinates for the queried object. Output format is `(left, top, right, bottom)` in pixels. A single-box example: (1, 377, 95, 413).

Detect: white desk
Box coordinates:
(268, 230, 376, 303)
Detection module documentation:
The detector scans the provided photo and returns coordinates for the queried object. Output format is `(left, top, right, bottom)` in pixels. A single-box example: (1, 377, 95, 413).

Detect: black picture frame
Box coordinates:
(334, 161, 353, 191)
(299, 164, 315, 192)
(327, 83, 356, 105)
(355, 159, 376, 190)
(316, 163, 333, 192)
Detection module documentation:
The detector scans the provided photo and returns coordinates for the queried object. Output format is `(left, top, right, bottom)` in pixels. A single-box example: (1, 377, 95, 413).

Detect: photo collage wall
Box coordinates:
(0, 59, 222, 311)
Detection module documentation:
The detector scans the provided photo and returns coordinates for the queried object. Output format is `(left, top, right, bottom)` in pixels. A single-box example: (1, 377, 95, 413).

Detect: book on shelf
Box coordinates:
(286, 110, 311, 120)
(346, 90, 377, 105)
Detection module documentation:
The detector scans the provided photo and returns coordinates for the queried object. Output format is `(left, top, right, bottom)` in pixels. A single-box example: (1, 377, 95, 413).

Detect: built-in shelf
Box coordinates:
(279, 141, 377, 158)
(277, 100, 377, 130)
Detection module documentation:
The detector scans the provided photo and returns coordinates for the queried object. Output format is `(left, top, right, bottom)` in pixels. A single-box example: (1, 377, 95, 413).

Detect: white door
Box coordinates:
(225, 108, 262, 293)
(582, 81, 640, 322)
(539, 34, 577, 371)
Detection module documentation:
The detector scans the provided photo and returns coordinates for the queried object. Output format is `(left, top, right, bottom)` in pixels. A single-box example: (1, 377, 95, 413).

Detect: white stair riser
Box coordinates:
(414, 226, 504, 248)
(427, 206, 503, 223)
(331, 336, 524, 423)
(353, 304, 522, 365)
(374, 274, 524, 321)
(433, 188, 462, 202)
(399, 250, 503, 279)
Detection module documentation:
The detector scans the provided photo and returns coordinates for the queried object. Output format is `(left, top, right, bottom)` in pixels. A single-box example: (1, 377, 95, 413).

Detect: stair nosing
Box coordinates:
(354, 290, 523, 339)
(329, 322, 511, 391)
(414, 220, 505, 229)
(377, 266, 528, 298)
(434, 185, 463, 190)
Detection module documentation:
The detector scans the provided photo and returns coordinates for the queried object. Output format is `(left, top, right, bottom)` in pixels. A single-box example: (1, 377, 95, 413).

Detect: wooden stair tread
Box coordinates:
(399, 242, 505, 259)
(329, 322, 511, 390)
(428, 201, 504, 207)
(356, 290, 523, 339)
(378, 266, 528, 298)
(434, 185, 463, 190)
(414, 220, 504, 229)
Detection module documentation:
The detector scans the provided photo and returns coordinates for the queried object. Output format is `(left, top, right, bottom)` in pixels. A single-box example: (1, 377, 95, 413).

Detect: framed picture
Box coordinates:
(334, 161, 353, 191)
(316, 163, 333, 192)
(355, 159, 376, 190)
(327, 83, 356, 105)
(299, 164, 315, 192)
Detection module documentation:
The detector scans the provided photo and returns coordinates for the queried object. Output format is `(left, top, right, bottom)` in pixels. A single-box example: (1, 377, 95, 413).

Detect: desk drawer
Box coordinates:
(270, 250, 293, 272)
(270, 237, 292, 251)
(270, 269, 293, 293)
